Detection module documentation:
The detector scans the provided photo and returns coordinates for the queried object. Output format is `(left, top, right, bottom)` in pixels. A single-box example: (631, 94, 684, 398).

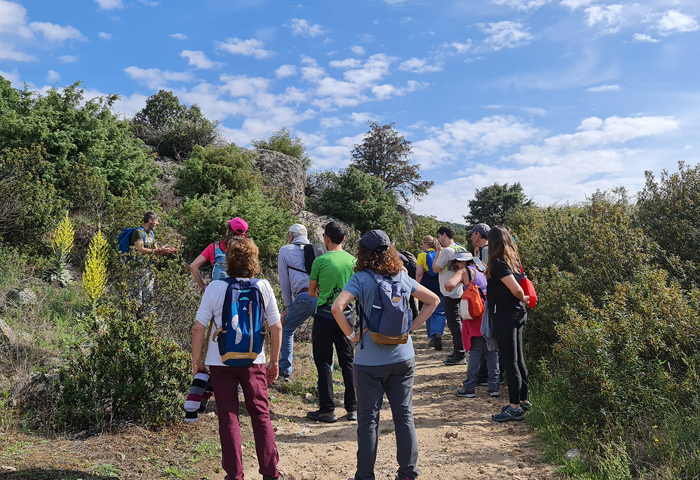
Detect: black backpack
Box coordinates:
(287, 244, 326, 275)
(398, 251, 418, 280)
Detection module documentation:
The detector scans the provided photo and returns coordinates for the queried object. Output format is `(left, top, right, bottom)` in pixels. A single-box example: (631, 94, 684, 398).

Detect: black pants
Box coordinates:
(493, 309, 528, 405)
(312, 313, 357, 413)
(443, 296, 465, 357)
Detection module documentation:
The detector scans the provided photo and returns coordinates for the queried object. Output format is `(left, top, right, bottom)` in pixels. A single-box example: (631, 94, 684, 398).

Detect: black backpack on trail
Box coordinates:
(287, 244, 326, 275)
(398, 251, 418, 280)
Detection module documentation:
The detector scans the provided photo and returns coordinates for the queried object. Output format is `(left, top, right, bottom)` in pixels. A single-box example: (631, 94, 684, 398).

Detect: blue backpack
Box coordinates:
(360, 270, 412, 345)
(117, 227, 148, 254)
(213, 278, 266, 366)
(212, 242, 228, 280)
(424, 250, 438, 277)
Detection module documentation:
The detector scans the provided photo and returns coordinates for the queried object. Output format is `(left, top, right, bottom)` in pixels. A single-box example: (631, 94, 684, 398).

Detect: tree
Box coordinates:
(350, 121, 433, 203)
(464, 182, 532, 227)
(252, 128, 311, 170)
(132, 90, 220, 160)
(315, 167, 405, 240)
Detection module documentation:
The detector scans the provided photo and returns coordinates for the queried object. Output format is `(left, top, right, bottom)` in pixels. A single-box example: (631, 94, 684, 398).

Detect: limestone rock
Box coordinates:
(244, 148, 307, 213)
(296, 211, 355, 244)
(6, 288, 37, 306)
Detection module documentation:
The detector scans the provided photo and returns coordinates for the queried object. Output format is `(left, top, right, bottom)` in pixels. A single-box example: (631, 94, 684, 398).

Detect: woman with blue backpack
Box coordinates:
(331, 230, 439, 480)
(415, 235, 446, 351)
(190, 217, 249, 292)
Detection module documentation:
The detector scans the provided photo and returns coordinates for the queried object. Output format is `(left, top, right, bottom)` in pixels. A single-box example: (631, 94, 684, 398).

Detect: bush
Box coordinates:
(54, 311, 190, 429)
(252, 128, 311, 170)
(175, 185, 294, 262)
(176, 144, 261, 198)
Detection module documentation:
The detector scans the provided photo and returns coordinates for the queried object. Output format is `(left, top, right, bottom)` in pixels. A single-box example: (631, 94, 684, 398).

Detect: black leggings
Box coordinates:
(493, 311, 528, 406)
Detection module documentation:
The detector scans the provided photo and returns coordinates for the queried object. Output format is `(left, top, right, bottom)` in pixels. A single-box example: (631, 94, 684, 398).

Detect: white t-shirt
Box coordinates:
(196, 278, 281, 366)
(435, 245, 465, 299)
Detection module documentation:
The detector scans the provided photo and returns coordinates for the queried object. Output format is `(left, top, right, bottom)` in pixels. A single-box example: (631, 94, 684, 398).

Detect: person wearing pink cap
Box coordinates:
(190, 217, 249, 292)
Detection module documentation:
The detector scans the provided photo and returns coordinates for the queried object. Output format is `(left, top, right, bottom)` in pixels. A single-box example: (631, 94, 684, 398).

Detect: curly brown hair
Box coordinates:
(355, 243, 404, 276)
(225, 238, 261, 278)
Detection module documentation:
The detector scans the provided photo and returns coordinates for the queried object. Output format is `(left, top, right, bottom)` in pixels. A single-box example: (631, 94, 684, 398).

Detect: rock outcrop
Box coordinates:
(243, 148, 307, 213)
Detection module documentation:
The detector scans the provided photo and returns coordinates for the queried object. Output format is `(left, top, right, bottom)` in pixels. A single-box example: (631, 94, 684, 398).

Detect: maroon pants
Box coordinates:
(209, 365, 279, 480)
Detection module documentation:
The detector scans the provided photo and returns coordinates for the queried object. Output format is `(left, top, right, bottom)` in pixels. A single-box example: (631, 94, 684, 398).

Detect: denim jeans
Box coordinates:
(353, 358, 418, 480)
(279, 292, 317, 377)
(463, 336, 500, 393)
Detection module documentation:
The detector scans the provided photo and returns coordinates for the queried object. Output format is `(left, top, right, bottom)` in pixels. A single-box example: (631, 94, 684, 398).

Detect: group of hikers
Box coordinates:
(125, 212, 532, 480)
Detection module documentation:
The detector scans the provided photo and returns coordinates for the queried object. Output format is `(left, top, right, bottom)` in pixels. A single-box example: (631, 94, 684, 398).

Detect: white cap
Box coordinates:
(288, 223, 307, 236)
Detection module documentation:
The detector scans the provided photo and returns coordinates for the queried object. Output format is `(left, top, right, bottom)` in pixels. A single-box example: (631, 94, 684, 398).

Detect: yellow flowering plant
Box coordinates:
(83, 226, 108, 309)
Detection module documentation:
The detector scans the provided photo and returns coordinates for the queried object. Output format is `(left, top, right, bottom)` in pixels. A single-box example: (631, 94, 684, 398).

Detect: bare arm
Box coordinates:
(410, 284, 439, 332)
(308, 279, 319, 298)
(191, 322, 207, 377)
(416, 265, 424, 284)
(501, 274, 529, 304)
(189, 255, 209, 292)
(266, 322, 282, 383)
(134, 240, 174, 256)
(445, 268, 465, 292)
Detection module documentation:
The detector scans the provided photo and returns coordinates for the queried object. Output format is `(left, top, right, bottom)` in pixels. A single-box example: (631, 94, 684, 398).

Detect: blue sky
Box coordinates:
(2, 0, 700, 223)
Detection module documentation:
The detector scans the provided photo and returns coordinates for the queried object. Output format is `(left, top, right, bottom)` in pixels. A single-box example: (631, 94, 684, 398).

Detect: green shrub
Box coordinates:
(54, 310, 190, 429)
(251, 128, 311, 170)
(176, 144, 260, 198)
(175, 185, 294, 262)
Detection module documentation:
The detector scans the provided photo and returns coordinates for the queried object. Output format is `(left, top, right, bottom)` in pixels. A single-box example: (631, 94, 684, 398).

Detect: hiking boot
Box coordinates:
(500, 401, 532, 412)
(444, 354, 466, 366)
(433, 334, 442, 351)
(457, 387, 476, 398)
(346, 411, 357, 421)
(428, 336, 436, 347)
(492, 406, 525, 422)
(307, 410, 337, 423)
(488, 390, 500, 398)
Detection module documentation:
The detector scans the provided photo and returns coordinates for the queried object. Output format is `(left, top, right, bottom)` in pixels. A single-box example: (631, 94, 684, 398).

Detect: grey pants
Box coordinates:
(444, 296, 465, 356)
(353, 358, 419, 480)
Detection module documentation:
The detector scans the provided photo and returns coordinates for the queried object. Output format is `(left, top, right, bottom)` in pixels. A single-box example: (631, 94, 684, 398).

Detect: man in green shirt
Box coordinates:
(307, 221, 357, 423)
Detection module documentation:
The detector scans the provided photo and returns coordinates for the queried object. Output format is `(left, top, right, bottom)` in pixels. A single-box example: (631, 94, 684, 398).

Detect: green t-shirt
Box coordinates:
(129, 228, 155, 251)
(309, 250, 356, 309)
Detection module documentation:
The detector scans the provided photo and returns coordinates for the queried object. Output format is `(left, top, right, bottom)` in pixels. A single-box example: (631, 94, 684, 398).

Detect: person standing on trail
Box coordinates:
(432, 225, 468, 365)
(468, 223, 490, 265)
(486, 226, 531, 423)
(331, 229, 439, 480)
(277, 223, 318, 382)
(415, 235, 446, 351)
(189, 217, 249, 292)
(306, 221, 357, 423)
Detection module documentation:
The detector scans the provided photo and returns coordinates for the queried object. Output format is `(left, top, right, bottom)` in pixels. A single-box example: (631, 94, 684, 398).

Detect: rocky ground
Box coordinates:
(0, 334, 561, 480)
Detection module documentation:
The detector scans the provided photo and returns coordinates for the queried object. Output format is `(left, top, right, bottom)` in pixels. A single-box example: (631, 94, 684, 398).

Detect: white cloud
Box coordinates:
(310, 133, 365, 169)
(633, 33, 660, 43)
(29, 22, 85, 42)
(98, 31, 112, 39)
(343, 53, 395, 84)
(289, 18, 326, 38)
(46, 70, 60, 83)
(219, 74, 271, 97)
(0, 0, 32, 38)
(181, 50, 221, 69)
(329, 58, 362, 69)
(434, 115, 541, 154)
(657, 10, 699, 36)
(275, 64, 297, 78)
(0, 69, 20, 85)
(584, 4, 626, 33)
(523, 107, 547, 116)
(443, 40, 472, 54)
(384, 0, 407, 4)
(0, 41, 35, 61)
(58, 55, 77, 63)
(491, 0, 553, 11)
(479, 21, 533, 52)
(399, 57, 443, 73)
(94, 0, 122, 9)
(587, 84, 620, 92)
(350, 112, 379, 124)
(123, 66, 195, 89)
(170, 33, 188, 40)
(560, 0, 594, 10)
(351, 45, 366, 55)
(217, 37, 275, 59)
(320, 117, 345, 129)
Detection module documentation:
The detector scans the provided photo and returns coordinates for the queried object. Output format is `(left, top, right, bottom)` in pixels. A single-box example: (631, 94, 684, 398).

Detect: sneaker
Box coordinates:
(444, 354, 466, 366)
(346, 411, 357, 421)
(428, 336, 436, 347)
(307, 410, 337, 423)
(279, 373, 290, 383)
(457, 387, 476, 398)
(488, 390, 500, 398)
(500, 401, 532, 412)
(492, 406, 525, 422)
(477, 381, 489, 387)
(434, 334, 442, 351)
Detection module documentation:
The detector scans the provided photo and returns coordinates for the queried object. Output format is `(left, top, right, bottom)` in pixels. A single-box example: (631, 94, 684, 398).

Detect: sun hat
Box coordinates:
(287, 223, 308, 237)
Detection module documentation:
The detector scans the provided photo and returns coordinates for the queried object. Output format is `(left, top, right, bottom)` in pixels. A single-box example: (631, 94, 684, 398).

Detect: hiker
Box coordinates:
(307, 221, 357, 423)
(190, 236, 290, 480)
(486, 226, 531, 422)
(189, 217, 249, 292)
(128, 211, 177, 256)
(445, 251, 500, 399)
(468, 223, 490, 264)
(432, 225, 467, 365)
(277, 223, 318, 382)
(331, 229, 439, 480)
(397, 250, 420, 322)
(415, 235, 446, 351)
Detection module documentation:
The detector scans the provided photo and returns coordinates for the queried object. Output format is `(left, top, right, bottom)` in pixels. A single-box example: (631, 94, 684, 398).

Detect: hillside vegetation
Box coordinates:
(1, 76, 700, 479)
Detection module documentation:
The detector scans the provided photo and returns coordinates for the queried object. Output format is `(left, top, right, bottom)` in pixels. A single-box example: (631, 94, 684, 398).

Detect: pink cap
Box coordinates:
(228, 217, 249, 237)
